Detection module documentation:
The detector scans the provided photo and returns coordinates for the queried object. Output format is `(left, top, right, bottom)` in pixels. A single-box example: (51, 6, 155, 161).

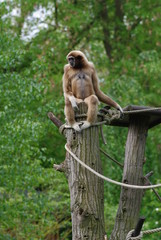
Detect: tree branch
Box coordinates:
(114, 0, 124, 41)
(48, 112, 63, 128)
(53, 163, 65, 172)
(68, 19, 95, 49)
(54, 0, 58, 28)
(144, 171, 161, 202)
(115, 0, 123, 22)
(98, 0, 112, 59)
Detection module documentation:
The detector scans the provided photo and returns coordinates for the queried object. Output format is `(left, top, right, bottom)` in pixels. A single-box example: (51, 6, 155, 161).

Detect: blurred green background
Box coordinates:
(0, 0, 161, 239)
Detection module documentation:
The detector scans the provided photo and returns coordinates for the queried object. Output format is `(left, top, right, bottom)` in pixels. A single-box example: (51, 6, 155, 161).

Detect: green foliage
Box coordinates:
(0, 0, 161, 239)
(0, 33, 70, 239)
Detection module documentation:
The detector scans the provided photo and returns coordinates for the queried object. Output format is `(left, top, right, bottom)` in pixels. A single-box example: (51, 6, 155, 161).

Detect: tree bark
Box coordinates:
(110, 115, 149, 240)
(64, 103, 105, 240)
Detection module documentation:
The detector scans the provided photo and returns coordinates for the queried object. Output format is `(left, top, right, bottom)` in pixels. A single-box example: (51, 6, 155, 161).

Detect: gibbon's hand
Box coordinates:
(69, 96, 79, 111)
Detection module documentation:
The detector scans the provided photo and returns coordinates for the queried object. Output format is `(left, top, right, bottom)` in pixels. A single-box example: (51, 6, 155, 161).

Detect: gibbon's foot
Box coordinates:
(80, 121, 91, 130)
(72, 122, 82, 132)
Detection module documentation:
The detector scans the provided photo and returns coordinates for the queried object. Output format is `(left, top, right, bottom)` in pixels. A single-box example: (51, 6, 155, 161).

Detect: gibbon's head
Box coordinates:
(67, 50, 88, 69)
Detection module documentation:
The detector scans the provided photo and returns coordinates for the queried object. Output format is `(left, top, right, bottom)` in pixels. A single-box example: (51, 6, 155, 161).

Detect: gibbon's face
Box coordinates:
(68, 55, 83, 69)
(68, 56, 75, 67)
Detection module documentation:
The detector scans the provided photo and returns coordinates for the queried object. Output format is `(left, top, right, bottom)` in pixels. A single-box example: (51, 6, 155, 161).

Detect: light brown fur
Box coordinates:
(63, 50, 122, 131)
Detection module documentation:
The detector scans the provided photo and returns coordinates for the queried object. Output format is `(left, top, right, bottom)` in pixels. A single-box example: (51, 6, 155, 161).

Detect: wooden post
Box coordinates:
(110, 115, 149, 240)
(54, 103, 105, 240)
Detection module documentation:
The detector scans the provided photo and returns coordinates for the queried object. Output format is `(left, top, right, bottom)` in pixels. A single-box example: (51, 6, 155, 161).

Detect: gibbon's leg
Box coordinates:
(65, 98, 81, 132)
(81, 95, 99, 130)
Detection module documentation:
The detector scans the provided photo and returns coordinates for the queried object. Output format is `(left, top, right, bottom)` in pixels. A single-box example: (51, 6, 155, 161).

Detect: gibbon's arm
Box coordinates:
(63, 66, 73, 98)
(63, 67, 78, 110)
(91, 66, 122, 111)
(63, 75, 73, 97)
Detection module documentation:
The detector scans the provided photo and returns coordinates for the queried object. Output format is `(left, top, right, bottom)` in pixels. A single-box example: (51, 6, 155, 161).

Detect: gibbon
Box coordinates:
(63, 50, 123, 132)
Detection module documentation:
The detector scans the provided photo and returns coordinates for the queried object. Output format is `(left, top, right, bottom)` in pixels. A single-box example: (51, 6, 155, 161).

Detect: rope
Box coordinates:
(143, 227, 161, 235)
(65, 144, 161, 189)
(91, 121, 107, 126)
(126, 227, 161, 239)
(123, 107, 161, 114)
(126, 230, 143, 240)
(75, 113, 104, 118)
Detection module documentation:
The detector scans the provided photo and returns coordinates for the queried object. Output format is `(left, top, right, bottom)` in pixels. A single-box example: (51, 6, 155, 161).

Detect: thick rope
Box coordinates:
(123, 107, 161, 114)
(126, 227, 161, 239)
(75, 113, 104, 118)
(65, 144, 161, 189)
(126, 230, 143, 240)
(143, 227, 161, 235)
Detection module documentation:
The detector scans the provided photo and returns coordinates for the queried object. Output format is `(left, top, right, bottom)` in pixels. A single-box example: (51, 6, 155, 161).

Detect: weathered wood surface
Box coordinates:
(110, 116, 149, 240)
(64, 103, 105, 240)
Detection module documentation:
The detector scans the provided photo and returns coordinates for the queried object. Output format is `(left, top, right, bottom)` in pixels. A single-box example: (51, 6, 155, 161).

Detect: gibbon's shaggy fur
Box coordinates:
(63, 50, 123, 132)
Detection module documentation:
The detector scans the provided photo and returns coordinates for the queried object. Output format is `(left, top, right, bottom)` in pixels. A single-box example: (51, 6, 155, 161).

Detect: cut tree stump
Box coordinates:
(54, 103, 105, 240)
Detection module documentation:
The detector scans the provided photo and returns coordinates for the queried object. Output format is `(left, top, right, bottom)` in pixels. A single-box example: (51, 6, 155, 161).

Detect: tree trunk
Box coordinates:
(64, 103, 105, 240)
(110, 115, 149, 240)
(97, 0, 112, 59)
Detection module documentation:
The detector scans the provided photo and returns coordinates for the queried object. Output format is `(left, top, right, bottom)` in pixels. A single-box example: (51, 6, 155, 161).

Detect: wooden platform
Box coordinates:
(108, 105, 161, 129)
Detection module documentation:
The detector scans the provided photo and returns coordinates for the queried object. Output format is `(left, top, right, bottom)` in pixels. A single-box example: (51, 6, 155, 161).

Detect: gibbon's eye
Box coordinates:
(68, 56, 75, 61)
